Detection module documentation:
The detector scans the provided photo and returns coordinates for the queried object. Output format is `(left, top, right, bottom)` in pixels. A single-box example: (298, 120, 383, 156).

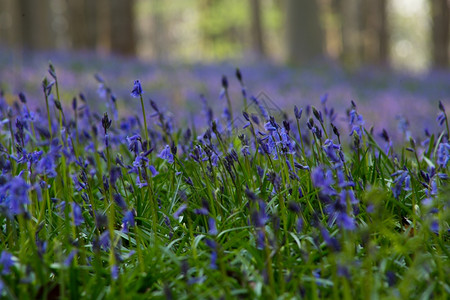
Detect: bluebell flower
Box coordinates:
(294, 162, 309, 171)
(250, 200, 269, 228)
(205, 239, 218, 269)
(437, 142, 449, 168)
(267, 136, 278, 160)
(280, 128, 296, 154)
(149, 165, 159, 177)
(312, 167, 336, 196)
(386, 271, 397, 287)
(0, 251, 13, 275)
(132, 155, 148, 168)
(158, 145, 174, 164)
(294, 106, 303, 120)
(288, 201, 301, 213)
(111, 265, 119, 280)
(71, 202, 84, 226)
(208, 217, 218, 235)
(99, 231, 110, 251)
(173, 204, 187, 219)
(264, 121, 277, 132)
(221, 75, 228, 89)
(0, 176, 30, 215)
(323, 139, 341, 163)
(391, 169, 410, 199)
(336, 211, 356, 230)
(114, 194, 127, 211)
(430, 220, 439, 234)
(320, 227, 341, 252)
(336, 168, 354, 188)
(97, 83, 108, 99)
(296, 217, 304, 233)
(256, 230, 265, 249)
(136, 175, 147, 188)
(110, 166, 122, 187)
(36, 237, 47, 258)
(437, 111, 447, 126)
(64, 249, 77, 267)
(193, 207, 209, 215)
(122, 210, 135, 233)
(131, 80, 143, 98)
(251, 96, 269, 120)
(349, 109, 365, 138)
(337, 265, 350, 279)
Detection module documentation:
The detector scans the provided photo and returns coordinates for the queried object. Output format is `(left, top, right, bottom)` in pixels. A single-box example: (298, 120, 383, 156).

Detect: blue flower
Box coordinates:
(0, 176, 30, 215)
(71, 202, 84, 226)
(208, 217, 218, 235)
(437, 142, 449, 168)
(336, 211, 356, 230)
(99, 231, 110, 251)
(131, 80, 143, 98)
(323, 139, 341, 163)
(122, 210, 135, 233)
(158, 145, 174, 164)
(312, 167, 336, 196)
(391, 169, 410, 199)
(136, 175, 147, 188)
(251, 200, 269, 228)
(0, 251, 13, 275)
(430, 220, 439, 234)
(64, 249, 77, 267)
(320, 227, 341, 252)
(294, 106, 303, 120)
(149, 165, 159, 177)
(111, 265, 119, 280)
(205, 239, 218, 270)
(173, 204, 187, 219)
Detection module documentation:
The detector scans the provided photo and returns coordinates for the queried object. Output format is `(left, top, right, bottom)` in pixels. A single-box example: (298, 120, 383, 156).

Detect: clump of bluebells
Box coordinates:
(0, 63, 448, 299)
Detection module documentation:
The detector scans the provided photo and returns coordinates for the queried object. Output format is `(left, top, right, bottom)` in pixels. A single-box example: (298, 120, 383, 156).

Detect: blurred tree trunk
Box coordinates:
(67, 0, 98, 50)
(110, 0, 136, 56)
(16, 0, 54, 50)
(322, 0, 342, 60)
(339, 0, 362, 67)
(285, 0, 324, 65)
(378, 0, 389, 64)
(361, 0, 389, 65)
(97, 0, 111, 54)
(152, 0, 169, 60)
(250, 0, 265, 58)
(431, 0, 450, 68)
(0, 0, 17, 47)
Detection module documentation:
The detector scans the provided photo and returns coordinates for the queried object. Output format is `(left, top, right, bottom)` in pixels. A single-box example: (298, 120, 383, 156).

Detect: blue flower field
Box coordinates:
(0, 52, 449, 299)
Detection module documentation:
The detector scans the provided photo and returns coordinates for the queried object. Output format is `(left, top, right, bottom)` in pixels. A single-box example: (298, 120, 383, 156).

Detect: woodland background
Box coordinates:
(0, 0, 449, 72)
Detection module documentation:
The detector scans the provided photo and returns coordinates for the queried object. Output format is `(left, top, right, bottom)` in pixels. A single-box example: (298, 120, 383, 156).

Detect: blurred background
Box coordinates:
(0, 0, 449, 140)
(0, 0, 449, 72)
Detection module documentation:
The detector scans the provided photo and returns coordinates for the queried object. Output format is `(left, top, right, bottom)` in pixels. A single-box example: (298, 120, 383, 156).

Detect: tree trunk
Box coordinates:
(340, 0, 362, 67)
(378, 0, 389, 64)
(285, 0, 324, 65)
(110, 0, 136, 56)
(66, 0, 97, 50)
(361, 0, 389, 65)
(97, 0, 111, 54)
(152, 0, 169, 60)
(250, 0, 265, 58)
(431, 0, 450, 68)
(16, 0, 54, 50)
(0, 0, 17, 47)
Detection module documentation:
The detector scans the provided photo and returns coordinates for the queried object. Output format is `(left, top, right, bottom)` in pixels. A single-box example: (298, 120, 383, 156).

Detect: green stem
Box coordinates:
(140, 94, 149, 143)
